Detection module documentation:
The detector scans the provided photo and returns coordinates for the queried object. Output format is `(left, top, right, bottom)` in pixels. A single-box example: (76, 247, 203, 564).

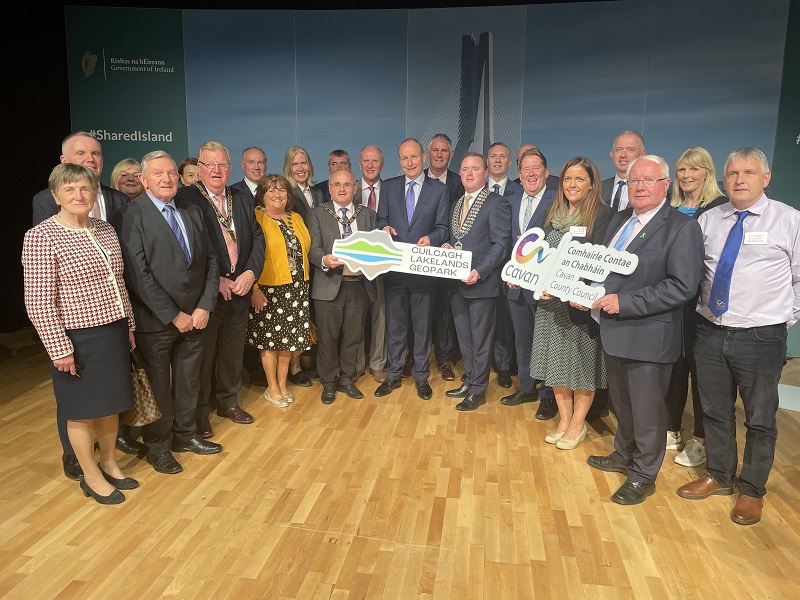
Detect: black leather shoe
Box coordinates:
(116, 432, 148, 456)
(321, 384, 336, 404)
(336, 382, 364, 399)
(500, 390, 537, 406)
(415, 379, 432, 400)
(147, 451, 183, 474)
(611, 479, 656, 505)
(98, 463, 140, 490)
(80, 479, 125, 505)
(445, 382, 470, 398)
(587, 454, 628, 474)
(287, 370, 312, 387)
(375, 378, 401, 397)
(196, 416, 214, 439)
(497, 370, 513, 388)
(171, 435, 223, 455)
(585, 408, 610, 420)
(306, 369, 320, 381)
(535, 397, 558, 420)
(62, 454, 84, 480)
(456, 393, 486, 411)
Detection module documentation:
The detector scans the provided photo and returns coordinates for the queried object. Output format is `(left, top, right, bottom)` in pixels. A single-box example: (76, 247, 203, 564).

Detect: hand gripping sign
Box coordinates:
(501, 228, 638, 308)
(332, 230, 472, 280)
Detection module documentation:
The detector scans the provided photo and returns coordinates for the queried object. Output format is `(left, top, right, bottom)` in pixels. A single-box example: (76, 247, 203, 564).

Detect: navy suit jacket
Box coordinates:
(599, 201, 703, 363)
(507, 188, 556, 303)
(448, 191, 512, 299)
(377, 175, 449, 247)
(313, 179, 332, 204)
(175, 183, 265, 310)
(112, 193, 219, 333)
(426, 168, 464, 210)
(488, 178, 523, 199)
(230, 179, 257, 203)
(32, 183, 128, 226)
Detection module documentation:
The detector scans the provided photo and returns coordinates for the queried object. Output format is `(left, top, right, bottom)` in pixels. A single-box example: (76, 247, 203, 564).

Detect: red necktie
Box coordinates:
(215, 194, 238, 272)
(368, 185, 376, 211)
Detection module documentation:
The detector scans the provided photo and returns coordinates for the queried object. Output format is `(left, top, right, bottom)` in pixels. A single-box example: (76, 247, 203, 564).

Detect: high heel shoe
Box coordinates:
(98, 463, 139, 490)
(80, 479, 125, 505)
(556, 424, 588, 450)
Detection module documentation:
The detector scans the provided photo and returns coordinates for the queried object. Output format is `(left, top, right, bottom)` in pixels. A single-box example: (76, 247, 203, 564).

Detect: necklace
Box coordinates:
(195, 183, 236, 243)
(451, 188, 490, 249)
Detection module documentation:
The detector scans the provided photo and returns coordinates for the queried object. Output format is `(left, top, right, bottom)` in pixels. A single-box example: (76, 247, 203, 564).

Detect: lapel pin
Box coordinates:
(640, 232, 646, 238)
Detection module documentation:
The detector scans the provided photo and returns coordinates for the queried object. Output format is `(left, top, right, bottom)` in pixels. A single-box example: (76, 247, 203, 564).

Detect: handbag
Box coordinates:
(120, 350, 161, 427)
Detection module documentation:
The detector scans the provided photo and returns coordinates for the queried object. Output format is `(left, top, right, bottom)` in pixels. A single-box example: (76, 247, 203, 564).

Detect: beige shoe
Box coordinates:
(666, 430, 684, 450)
(674, 438, 706, 467)
(544, 430, 564, 444)
(556, 424, 588, 450)
(264, 390, 289, 407)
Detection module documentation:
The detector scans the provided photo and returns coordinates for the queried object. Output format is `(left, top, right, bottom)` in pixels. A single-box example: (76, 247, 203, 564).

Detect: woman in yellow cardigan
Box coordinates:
(246, 174, 312, 406)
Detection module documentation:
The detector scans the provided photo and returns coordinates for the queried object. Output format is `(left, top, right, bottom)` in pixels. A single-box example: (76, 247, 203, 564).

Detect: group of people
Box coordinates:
(23, 130, 797, 528)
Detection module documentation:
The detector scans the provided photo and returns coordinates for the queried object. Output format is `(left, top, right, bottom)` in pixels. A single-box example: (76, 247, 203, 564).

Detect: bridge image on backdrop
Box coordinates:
(420, 32, 523, 176)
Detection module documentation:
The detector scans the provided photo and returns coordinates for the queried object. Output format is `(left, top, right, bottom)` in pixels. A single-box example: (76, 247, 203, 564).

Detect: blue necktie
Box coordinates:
(708, 210, 750, 317)
(522, 194, 534, 230)
(492, 183, 500, 195)
(613, 216, 639, 251)
(340, 207, 352, 238)
(163, 204, 191, 263)
(405, 181, 415, 222)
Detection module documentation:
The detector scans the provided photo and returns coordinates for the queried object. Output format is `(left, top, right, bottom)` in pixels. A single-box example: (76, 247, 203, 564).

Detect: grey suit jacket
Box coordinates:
(506, 188, 555, 303)
(32, 183, 128, 226)
(112, 193, 219, 333)
(598, 201, 703, 363)
(307, 202, 377, 302)
(291, 184, 324, 223)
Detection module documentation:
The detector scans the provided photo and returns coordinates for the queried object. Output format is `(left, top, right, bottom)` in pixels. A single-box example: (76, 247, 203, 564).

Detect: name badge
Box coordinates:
(744, 232, 768, 245)
(569, 226, 587, 238)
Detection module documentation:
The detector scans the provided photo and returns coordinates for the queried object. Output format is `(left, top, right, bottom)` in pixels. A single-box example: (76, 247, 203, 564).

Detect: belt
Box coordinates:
(702, 319, 784, 332)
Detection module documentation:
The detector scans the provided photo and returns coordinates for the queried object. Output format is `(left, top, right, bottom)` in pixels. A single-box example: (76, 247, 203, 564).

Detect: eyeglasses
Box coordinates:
(330, 183, 355, 189)
(627, 177, 668, 188)
(198, 161, 231, 170)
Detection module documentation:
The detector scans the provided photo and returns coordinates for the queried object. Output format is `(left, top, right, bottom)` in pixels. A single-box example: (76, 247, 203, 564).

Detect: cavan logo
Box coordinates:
(333, 231, 404, 280)
(81, 51, 98, 77)
(514, 230, 549, 264)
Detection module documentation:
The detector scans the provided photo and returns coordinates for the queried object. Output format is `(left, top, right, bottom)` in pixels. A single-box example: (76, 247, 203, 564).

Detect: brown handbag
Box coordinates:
(120, 350, 161, 427)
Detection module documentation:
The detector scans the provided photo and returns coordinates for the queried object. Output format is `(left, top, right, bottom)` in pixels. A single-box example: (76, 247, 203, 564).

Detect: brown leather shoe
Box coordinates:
(438, 362, 456, 381)
(731, 494, 764, 525)
(196, 417, 214, 439)
(372, 369, 388, 383)
(676, 475, 734, 500)
(216, 405, 254, 424)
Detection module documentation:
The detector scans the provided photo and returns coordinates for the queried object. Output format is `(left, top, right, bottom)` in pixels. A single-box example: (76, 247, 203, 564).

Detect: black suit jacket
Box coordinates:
(448, 191, 512, 299)
(175, 183, 265, 310)
(307, 202, 378, 302)
(377, 175, 449, 246)
(599, 201, 703, 363)
(291, 184, 324, 223)
(32, 183, 128, 226)
(313, 179, 332, 204)
(230, 179, 257, 203)
(112, 193, 219, 333)
(507, 188, 556, 303)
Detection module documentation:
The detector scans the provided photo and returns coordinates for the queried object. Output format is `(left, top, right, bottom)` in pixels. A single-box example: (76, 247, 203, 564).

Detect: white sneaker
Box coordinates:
(674, 438, 706, 467)
(666, 430, 684, 451)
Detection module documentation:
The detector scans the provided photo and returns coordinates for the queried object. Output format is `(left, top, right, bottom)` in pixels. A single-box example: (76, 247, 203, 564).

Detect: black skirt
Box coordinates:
(51, 319, 133, 419)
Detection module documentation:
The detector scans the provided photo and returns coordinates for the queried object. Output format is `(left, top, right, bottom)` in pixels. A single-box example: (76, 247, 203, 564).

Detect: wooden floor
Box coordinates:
(0, 328, 799, 600)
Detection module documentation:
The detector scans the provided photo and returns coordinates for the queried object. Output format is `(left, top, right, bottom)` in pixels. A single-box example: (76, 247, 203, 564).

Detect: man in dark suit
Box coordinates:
(176, 141, 265, 439)
(443, 152, 511, 410)
(32, 131, 137, 479)
(307, 169, 378, 404)
(499, 148, 556, 412)
(587, 155, 703, 505)
(424, 133, 463, 381)
(515, 144, 559, 190)
(313, 149, 351, 204)
(601, 130, 646, 211)
(113, 151, 222, 474)
(375, 138, 449, 400)
(486, 142, 522, 388)
(354, 145, 388, 383)
(230, 146, 266, 203)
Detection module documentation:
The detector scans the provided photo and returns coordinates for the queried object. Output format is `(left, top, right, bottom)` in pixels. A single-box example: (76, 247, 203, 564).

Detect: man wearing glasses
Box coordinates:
(586, 155, 703, 505)
(306, 169, 378, 404)
(176, 141, 265, 439)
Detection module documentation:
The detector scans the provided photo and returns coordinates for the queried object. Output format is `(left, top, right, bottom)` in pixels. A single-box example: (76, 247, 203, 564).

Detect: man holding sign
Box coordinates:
(587, 155, 703, 505)
(443, 153, 512, 411)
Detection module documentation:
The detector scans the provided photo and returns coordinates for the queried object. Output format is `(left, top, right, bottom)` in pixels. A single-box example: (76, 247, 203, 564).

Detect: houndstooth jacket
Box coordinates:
(22, 217, 134, 360)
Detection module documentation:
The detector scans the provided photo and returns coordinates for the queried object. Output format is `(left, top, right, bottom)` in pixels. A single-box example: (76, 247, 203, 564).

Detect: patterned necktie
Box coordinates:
(405, 181, 415, 222)
(162, 204, 191, 263)
(708, 210, 751, 317)
(492, 183, 500, 195)
(460, 195, 472, 226)
(340, 207, 352, 238)
(522, 194, 534, 230)
(613, 216, 639, 251)
(367, 185, 376, 211)
(612, 180, 625, 211)
(214, 193, 238, 272)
